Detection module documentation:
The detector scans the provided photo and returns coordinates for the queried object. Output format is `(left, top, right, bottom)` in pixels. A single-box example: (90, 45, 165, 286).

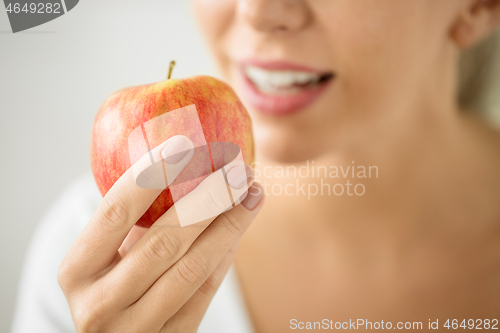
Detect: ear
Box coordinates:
(451, 0, 500, 49)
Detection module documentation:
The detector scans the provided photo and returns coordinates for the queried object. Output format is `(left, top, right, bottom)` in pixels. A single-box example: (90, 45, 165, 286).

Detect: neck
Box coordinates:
(252, 46, 500, 241)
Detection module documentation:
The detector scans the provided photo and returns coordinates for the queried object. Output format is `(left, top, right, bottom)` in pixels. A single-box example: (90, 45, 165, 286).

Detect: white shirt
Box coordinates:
(11, 174, 255, 333)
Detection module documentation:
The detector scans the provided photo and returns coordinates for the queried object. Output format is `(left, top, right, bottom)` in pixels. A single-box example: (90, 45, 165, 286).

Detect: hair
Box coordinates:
(459, 28, 500, 127)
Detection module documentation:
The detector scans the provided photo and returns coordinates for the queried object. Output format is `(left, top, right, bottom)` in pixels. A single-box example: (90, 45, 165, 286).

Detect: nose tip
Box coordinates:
(238, 0, 310, 33)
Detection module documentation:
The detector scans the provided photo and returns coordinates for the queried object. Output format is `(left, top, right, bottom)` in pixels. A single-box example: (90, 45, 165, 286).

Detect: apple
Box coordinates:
(90, 63, 254, 228)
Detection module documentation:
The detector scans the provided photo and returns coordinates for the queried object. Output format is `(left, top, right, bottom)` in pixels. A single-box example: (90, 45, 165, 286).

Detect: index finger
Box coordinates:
(103, 162, 254, 306)
(61, 135, 194, 282)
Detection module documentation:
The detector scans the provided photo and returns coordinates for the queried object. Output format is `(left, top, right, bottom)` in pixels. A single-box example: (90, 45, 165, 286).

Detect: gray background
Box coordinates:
(0, 1, 216, 331)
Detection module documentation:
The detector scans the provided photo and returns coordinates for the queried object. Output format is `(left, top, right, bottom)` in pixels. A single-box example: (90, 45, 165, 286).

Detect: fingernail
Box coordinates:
(161, 136, 191, 164)
(226, 164, 253, 189)
(123, 243, 133, 255)
(241, 183, 263, 210)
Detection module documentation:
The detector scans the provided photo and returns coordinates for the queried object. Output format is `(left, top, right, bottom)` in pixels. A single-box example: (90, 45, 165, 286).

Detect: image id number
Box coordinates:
(6, 3, 62, 14)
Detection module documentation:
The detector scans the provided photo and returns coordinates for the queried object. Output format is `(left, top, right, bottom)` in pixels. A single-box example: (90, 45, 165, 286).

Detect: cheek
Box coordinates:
(192, 0, 236, 68)
(313, 0, 455, 111)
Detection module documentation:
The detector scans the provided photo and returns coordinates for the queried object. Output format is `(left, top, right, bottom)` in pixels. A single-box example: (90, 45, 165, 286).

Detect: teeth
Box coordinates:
(245, 65, 324, 94)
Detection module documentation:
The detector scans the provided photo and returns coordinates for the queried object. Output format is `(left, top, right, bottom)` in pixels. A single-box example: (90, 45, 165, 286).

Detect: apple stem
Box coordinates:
(167, 61, 176, 80)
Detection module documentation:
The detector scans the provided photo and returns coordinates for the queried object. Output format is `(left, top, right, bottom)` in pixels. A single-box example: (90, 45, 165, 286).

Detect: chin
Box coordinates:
(254, 124, 327, 164)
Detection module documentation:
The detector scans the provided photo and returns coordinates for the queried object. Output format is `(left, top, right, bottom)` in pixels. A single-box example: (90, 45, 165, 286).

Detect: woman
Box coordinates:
(12, 0, 500, 332)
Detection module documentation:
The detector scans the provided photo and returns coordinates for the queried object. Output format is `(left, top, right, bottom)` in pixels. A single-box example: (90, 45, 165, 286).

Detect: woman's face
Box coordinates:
(193, 0, 465, 163)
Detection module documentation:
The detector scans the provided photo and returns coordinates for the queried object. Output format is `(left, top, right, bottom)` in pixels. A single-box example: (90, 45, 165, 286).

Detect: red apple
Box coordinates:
(90, 67, 254, 228)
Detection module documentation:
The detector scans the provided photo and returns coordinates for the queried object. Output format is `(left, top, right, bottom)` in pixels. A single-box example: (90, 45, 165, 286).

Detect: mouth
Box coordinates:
(239, 60, 335, 116)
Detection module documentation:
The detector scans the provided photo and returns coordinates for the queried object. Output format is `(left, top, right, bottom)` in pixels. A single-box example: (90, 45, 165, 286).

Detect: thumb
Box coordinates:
(132, 135, 195, 189)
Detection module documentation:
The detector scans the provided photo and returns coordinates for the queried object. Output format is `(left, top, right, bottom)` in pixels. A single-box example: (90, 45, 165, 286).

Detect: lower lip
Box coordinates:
(239, 71, 333, 117)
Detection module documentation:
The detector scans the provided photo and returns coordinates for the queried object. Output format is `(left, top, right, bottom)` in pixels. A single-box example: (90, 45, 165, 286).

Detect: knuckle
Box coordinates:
(198, 186, 231, 217)
(217, 212, 244, 237)
(99, 195, 129, 229)
(196, 273, 220, 297)
(174, 254, 209, 286)
(73, 300, 109, 333)
(142, 227, 182, 261)
(57, 260, 76, 294)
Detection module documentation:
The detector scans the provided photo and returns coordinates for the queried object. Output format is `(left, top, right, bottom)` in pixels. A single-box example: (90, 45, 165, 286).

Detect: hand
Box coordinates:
(58, 135, 264, 332)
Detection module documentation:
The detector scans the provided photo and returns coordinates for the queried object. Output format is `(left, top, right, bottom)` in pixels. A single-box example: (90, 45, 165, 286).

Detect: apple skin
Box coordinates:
(90, 76, 254, 228)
